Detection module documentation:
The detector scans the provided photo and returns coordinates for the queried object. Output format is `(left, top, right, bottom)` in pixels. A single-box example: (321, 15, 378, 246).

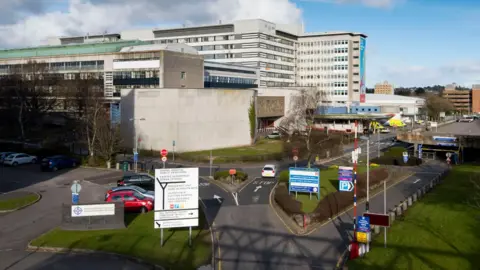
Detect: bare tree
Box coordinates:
(96, 108, 122, 167)
(425, 93, 454, 120)
(278, 87, 329, 165)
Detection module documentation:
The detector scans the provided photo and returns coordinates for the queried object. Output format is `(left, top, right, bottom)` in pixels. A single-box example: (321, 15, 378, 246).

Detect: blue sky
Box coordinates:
(295, 0, 480, 87)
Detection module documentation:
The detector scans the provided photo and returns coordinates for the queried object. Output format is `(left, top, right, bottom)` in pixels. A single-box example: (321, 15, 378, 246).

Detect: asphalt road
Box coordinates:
(435, 120, 480, 135)
(0, 165, 154, 270)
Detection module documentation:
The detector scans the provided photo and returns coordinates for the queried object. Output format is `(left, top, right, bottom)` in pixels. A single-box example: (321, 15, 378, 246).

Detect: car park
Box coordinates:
(117, 172, 155, 191)
(105, 190, 154, 213)
(261, 164, 277, 178)
(106, 185, 155, 200)
(3, 153, 37, 166)
(40, 155, 79, 171)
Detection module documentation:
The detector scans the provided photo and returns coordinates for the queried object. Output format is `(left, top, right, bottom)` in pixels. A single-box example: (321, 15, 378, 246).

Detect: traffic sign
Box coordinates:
(161, 149, 168, 157)
(338, 166, 353, 181)
(293, 156, 298, 161)
(229, 169, 237, 175)
(133, 152, 138, 162)
(70, 181, 82, 194)
(418, 144, 423, 159)
(357, 216, 371, 233)
(72, 193, 79, 204)
(292, 148, 299, 155)
(402, 151, 409, 163)
(339, 180, 354, 192)
(446, 152, 452, 158)
(363, 213, 390, 227)
(356, 231, 368, 243)
(161, 156, 167, 162)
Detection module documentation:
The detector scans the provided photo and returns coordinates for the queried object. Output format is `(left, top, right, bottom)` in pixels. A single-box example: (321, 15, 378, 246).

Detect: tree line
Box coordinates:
(0, 61, 120, 165)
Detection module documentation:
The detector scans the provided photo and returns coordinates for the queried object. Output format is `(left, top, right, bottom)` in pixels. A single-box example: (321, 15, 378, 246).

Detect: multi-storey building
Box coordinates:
(443, 84, 471, 112)
(471, 84, 480, 113)
(48, 19, 367, 105)
(373, 81, 394, 95)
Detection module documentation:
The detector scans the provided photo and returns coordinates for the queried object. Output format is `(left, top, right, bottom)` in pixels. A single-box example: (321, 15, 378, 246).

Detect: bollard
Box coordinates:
(116, 163, 120, 170)
(412, 193, 418, 202)
(396, 206, 402, 216)
(430, 181, 434, 189)
(402, 201, 408, 211)
(417, 189, 423, 199)
(389, 211, 396, 222)
(374, 225, 380, 234)
(407, 196, 413, 206)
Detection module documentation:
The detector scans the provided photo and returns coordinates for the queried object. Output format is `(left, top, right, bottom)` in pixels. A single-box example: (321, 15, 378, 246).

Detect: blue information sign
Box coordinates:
(402, 152, 409, 163)
(289, 167, 320, 199)
(418, 144, 423, 159)
(72, 193, 79, 204)
(357, 216, 371, 232)
(133, 152, 138, 162)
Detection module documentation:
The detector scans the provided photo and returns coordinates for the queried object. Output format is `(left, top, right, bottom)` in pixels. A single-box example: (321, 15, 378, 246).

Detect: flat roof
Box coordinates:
(314, 114, 386, 120)
(365, 94, 424, 102)
(301, 32, 367, 38)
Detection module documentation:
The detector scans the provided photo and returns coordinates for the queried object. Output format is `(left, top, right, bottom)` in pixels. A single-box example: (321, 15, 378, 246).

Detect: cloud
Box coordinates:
(302, 0, 404, 8)
(376, 61, 480, 87)
(0, 0, 303, 48)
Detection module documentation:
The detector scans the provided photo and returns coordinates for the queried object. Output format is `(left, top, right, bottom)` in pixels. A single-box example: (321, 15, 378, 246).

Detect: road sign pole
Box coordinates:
(161, 228, 164, 247)
(163, 161, 165, 169)
(366, 136, 370, 212)
(188, 226, 192, 247)
(384, 173, 387, 248)
(353, 120, 358, 240)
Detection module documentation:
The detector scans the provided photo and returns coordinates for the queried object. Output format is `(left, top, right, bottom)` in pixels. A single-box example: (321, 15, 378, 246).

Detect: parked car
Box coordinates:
(261, 164, 277, 178)
(105, 190, 154, 213)
(106, 185, 155, 201)
(40, 155, 79, 171)
(267, 131, 281, 139)
(118, 173, 155, 191)
(3, 153, 37, 166)
(0, 152, 15, 164)
(380, 128, 391, 134)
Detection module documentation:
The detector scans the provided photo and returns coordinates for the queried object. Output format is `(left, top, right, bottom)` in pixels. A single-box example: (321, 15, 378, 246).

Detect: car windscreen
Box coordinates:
(132, 186, 147, 193)
(133, 192, 146, 200)
(263, 167, 274, 171)
(5, 154, 15, 158)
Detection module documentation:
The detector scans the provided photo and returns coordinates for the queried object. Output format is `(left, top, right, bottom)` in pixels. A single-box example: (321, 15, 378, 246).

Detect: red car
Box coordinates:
(105, 190, 153, 213)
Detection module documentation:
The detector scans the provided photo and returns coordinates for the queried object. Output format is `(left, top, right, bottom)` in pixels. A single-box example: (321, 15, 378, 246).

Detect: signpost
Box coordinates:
(363, 212, 390, 248)
(229, 169, 236, 185)
(352, 148, 362, 163)
(402, 151, 409, 163)
(293, 155, 298, 167)
(338, 166, 354, 192)
(356, 216, 371, 245)
(172, 141, 176, 163)
(289, 167, 320, 200)
(161, 149, 168, 168)
(154, 168, 199, 247)
(70, 180, 82, 205)
(446, 152, 452, 165)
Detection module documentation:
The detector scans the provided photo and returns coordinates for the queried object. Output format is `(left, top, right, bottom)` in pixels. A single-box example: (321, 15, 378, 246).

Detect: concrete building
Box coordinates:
(471, 84, 480, 113)
(443, 84, 471, 112)
(374, 81, 394, 95)
(47, 19, 367, 105)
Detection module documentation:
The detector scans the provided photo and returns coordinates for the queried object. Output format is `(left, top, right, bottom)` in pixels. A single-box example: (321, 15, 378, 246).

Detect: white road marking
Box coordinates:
(231, 192, 239, 206)
(254, 186, 262, 192)
(413, 179, 421, 184)
(213, 194, 222, 204)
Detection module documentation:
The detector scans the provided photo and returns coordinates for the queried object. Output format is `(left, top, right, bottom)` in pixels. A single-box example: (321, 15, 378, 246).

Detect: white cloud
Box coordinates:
(0, 0, 303, 48)
(302, 0, 404, 8)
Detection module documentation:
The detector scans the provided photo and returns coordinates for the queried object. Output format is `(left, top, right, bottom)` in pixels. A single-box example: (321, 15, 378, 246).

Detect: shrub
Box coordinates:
(329, 165, 339, 169)
(370, 163, 380, 167)
(356, 168, 389, 191)
(213, 170, 248, 182)
(371, 156, 422, 166)
(278, 170, 289, 183)
(274, 185, 303, 216)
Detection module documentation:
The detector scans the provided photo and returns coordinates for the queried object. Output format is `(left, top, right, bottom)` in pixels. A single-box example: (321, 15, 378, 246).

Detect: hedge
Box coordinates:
(274, 185, 304, 216)
(213, 170, 248, 182)
(176, 152, 284, 163)
(371, 155, 422, 166)
(311, 168, 389, 223)
(278, 170, 289, 183)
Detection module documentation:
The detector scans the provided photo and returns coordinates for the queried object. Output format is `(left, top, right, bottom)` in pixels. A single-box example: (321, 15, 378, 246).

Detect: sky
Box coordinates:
(0, 0, 477, 88)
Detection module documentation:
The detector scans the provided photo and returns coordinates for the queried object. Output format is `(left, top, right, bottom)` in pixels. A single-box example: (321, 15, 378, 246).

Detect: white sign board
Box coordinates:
(71, 204, 115, 217)
(154, 168, 199, 229)
(430, 122, 438, 127)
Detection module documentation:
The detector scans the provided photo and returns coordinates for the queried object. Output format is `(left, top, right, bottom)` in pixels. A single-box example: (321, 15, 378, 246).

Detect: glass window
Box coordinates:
(123, 194, 135, 201)
(180, 71, 186, 80)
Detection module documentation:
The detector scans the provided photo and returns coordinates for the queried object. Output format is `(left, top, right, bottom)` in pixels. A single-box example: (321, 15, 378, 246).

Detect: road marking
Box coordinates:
(252, 180, 275, 185)
(413, 179, 421, 184)
(252, 195, 259, 203)
(199, 182, 210, 187)
(238, 177, 261, 192)
(231, 192, 239, 206)
(254, 186, 262, 192)
(213, 194, 222, 204)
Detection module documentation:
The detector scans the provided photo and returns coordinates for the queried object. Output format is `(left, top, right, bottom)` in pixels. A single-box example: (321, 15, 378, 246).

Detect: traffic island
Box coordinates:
(29, 211, 212, 270)
(0, 191, 41, 213)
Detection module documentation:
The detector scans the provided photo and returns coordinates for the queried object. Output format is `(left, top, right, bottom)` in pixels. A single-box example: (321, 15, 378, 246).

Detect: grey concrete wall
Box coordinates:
(162, 51, 204, 89)
(120, 89, 136, 149)
(121, 88, 255, 152)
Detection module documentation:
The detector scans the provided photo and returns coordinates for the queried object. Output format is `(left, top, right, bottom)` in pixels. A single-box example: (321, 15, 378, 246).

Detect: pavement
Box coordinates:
(0, 164, 155, 270)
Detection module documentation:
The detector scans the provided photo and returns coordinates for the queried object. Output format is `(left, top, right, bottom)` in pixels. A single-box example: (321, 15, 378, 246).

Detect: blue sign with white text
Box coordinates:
(289, 167, 320, 199)
(357, 216, 371, 232)
(72, 193, 79, 204)
(339, 180, 354, 192)
(133, 152, 138, 162)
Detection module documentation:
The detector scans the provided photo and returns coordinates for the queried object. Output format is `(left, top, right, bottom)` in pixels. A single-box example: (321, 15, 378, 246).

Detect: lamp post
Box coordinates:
(360, 135, 370, 212)
(129, 117, 146, 172)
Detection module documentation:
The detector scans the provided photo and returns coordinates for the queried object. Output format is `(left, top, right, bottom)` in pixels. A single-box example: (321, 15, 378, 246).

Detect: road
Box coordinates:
(435, 120, 480, 135)
(0, 165, 154, 270)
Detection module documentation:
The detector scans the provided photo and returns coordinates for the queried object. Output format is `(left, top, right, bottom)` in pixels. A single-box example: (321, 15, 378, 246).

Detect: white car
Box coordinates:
(267, 131, 281, 139)
(3, 153, 37, 166)
(261, 164, 276, 178)
(380, 128, 391, 133)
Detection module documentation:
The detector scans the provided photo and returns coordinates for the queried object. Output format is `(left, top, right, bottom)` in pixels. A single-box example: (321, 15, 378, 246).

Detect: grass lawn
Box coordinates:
(177, 138, 283, 163)
(0, 193, 39, 211)
(31, 211, 212, 270)
(347, 165, 480, 270)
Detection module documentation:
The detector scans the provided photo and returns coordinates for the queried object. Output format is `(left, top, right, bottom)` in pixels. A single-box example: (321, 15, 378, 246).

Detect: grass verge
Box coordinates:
(31, 211, 212, 270)
(0, 193, 39, 211)
(347, 165, 480, 270)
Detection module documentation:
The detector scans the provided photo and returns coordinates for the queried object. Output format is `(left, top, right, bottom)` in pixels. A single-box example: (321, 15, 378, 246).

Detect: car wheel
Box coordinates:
(52, 166, 58, 172)
(31, 158, 37, 164)
(140, 207, 148, 214)
(12, 162, 18, 167)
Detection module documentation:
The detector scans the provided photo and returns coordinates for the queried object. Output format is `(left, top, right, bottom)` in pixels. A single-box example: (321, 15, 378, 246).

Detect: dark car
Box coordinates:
(117, 173, 155, 191)
(40, 155, 79, 171)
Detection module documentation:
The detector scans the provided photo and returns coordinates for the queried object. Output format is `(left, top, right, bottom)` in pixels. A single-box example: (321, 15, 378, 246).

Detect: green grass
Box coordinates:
(347, 165, 480, 270)
(31, 211, 212, 270)
(0, 193, 39, 210)
(178, 138, 283, 163)
(281, 166, 372, 213)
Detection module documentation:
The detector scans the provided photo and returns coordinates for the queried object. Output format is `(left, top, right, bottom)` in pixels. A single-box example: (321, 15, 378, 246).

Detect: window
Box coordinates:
(111, 195, 122, 202)
(123, 194, 135, 201)
(180, 71, 186, 80)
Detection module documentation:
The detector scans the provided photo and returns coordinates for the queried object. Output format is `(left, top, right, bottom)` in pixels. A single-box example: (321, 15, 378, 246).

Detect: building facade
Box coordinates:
(471, 84, 480, 113)
(48, 19, 367, 105)
(443, 84, 471, 112)
(374, 81, 394, 95)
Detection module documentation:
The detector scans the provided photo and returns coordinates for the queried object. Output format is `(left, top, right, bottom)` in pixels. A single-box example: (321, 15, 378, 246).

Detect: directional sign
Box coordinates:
(338, 166, 353, 182)
(357, 216, 371, 233)
(339, 180, 354, 192)
(72, 193, 79, 204)
(289, 167, 320, 199)
(133, 152, 138, 162)
(403, 151, 409, 163)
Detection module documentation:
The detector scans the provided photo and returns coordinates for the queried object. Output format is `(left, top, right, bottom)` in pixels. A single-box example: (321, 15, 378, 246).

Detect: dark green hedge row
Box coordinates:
(274, 185, 304, 216)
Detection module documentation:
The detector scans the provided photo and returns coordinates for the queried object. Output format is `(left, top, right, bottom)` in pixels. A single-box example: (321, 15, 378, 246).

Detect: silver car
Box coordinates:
(106, 185, 155, 200)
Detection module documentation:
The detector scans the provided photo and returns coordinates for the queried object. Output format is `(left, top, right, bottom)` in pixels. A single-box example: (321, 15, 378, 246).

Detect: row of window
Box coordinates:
(261, 72, 293, 80)
(262, 62, 294, 71)
(297, 56, 349, 63)
(299, 40, 350, 47)
(154, 32, 295, 47)
(332, 90, 348, 96)
(298, 74, 348, 79)
(113, 77, 160, 86)
(298, 47, 349, 55)
(0, 61, 105, 71)
(113, 71, 159, 79)
(205, 66, 257, 75)
(204, 75, 256, 85)
(260, 43, 294, 55)
(298, 65, 350, 72)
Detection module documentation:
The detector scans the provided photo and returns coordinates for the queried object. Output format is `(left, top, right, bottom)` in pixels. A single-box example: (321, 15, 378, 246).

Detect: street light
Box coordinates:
(129, 117, 146, 172)
(359, 135, 370, 212)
